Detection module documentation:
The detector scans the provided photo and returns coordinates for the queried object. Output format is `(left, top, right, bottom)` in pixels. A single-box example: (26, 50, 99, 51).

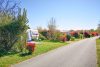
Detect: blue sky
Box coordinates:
(21, 0, 100, 30)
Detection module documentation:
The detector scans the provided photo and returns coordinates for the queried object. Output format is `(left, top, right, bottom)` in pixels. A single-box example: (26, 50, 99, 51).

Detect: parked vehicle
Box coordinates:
(26, 29, 39, 41)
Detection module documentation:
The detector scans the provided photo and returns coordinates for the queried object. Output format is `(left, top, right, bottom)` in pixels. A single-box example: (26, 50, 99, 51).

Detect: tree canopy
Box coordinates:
(0, 0, 28, 55)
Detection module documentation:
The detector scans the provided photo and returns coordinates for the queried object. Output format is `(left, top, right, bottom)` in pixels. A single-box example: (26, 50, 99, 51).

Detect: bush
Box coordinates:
(84, 32, 90, 38)
(62, 37, 66, 42)
(39, 33, 47, 40)
(70, 32, 79, 38)
(54, 31, 63, 41)
(59, 35, 66, 42)
(70, 37, 75, 41)
(0, 9, 28, 54)
(66, 35, 71, 41)
(40, 30, 48, 38)
(91, 32, 98, 36)
(79, 34, 83, 39)
(73, 32, 79, 38)
(12, 33, 27, 52)
(26, 42, 36, 54)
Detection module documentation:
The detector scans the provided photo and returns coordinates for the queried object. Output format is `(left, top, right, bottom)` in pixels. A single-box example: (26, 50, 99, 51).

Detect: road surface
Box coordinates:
(12, 37, 98, 67)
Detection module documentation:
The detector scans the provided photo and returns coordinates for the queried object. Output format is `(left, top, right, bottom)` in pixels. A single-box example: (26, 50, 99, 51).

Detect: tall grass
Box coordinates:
(96, 39, 100, 67)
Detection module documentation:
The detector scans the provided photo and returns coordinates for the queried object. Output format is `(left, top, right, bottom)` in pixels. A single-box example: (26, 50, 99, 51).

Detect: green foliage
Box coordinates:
(39, 28, 62, 42)
(12, 33, 27, 53)
(70, 37, 75, 41)
(96, 39, 100, 67)
(47, 30, 63, 41)
(0, 8, 28, 55)
(73, 32, 79, 38)
(40, 30, 48, 38)
(66, 35, 71, 41)
(79, 34, 83, 39)
(39, 33, 47, 40)
(54, 31, 63, 41)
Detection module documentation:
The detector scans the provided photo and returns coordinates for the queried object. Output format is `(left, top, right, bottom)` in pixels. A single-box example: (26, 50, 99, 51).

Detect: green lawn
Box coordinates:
(0, 41, 67, 67)
(96, 39, 100, 67)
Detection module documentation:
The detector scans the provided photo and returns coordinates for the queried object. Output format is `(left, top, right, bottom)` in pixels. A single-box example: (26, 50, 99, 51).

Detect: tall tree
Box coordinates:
(48, 18, 56, 32)
(0, 0, 28, 54)
(47, 18, 57, 40)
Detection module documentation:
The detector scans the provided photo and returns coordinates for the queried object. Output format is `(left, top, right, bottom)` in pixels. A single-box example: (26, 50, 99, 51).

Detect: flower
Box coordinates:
(91, 32, 98, 36)
(26, 42, 36, 53)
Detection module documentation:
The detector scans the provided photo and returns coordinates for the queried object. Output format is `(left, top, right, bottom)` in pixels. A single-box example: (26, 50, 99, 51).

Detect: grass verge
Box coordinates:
(96, 39, 100, 67)
(0, 41, 67, 67)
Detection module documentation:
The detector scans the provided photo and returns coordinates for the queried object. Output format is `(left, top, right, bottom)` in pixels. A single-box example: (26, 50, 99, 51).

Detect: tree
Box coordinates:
(0, 0, 20, 17)
(47, 18, 57, 40)
(48, 18, 56, 31)
(0, 0, 28, 54)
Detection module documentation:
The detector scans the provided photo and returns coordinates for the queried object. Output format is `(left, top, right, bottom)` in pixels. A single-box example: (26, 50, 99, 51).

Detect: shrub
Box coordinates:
(0, 9, 28, 54)
(40, 30, 48, 38)
(26, 42, 36, 54)
(70, 37, 75, 41)
(70, 32, 79, 38)
(62, 36, 66, 42)
(39, 33, 46, 40)
(62, 37, 67, 42)
(66, 35, 71, 41)
(79, 34, 83, 39)
(73, 32, 79, 38)
(59, 35, 66, 42)
(91, 32, 98, 36)
(84, 32, 90, 38)
(54, 31, 63, 41)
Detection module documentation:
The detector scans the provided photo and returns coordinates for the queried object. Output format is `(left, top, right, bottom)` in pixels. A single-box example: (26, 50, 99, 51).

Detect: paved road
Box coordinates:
(12, 37, 98, 67)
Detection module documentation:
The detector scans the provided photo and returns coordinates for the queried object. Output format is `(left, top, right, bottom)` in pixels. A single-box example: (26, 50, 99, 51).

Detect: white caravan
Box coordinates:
(26, 29, 39, 41)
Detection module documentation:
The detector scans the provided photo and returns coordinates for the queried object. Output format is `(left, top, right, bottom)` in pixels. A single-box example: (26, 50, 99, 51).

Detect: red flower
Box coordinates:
(26, 42, 36, 53)
(91, 32, 98, 36)
(70, 32, 75, 36)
